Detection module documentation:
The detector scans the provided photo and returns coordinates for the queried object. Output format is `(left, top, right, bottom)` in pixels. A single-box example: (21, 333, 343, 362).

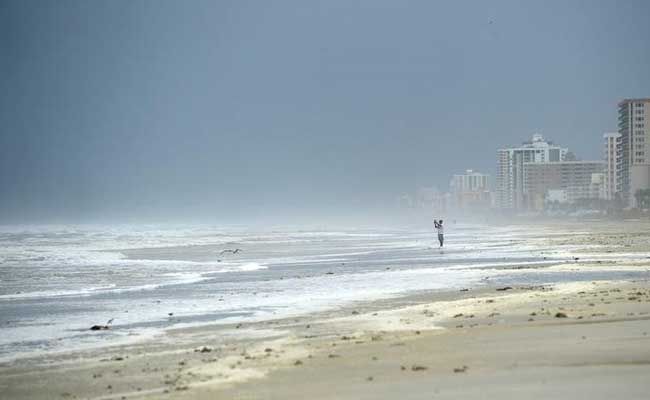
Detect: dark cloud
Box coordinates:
(1, 0, 649, 223)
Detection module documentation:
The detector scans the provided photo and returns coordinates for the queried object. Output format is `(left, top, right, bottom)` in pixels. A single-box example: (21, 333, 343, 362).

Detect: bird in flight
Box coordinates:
(219, 248, 242, 255)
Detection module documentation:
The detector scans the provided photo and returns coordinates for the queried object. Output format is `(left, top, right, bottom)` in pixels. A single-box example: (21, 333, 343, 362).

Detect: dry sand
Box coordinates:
(2, 223, 650, 399)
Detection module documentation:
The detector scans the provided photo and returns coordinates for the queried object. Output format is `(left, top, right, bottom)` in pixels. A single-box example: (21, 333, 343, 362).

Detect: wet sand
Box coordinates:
(2, 222, 650, 399)
(209, 280, 650, 400)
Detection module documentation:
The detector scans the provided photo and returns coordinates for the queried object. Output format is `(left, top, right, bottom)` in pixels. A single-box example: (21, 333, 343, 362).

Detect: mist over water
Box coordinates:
(2, 1, 650, 223)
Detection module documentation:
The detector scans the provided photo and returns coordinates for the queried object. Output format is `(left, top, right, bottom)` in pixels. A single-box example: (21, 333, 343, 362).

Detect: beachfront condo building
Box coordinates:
(603, 132, 620, 201)
(496, 134, 568, 210)
(451, 169, 490, 192)
(449, 169, 492, 209)
(450, 169, 492, 209)
(617, 99, 650, 207)
(523, 160, 606, 210)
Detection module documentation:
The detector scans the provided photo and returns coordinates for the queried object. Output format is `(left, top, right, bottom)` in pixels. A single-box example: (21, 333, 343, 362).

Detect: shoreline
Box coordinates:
(2, 260, 647, 367)
(2, 277, 650, 399)
(2, 223, 650, 399)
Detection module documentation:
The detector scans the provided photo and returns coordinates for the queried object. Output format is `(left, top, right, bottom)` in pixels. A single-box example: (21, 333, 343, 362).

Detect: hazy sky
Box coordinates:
(1, 0, 649, 223)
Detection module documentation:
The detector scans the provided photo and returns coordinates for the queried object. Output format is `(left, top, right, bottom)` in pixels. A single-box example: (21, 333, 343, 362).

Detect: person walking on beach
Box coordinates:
(434, 219, 444, 248)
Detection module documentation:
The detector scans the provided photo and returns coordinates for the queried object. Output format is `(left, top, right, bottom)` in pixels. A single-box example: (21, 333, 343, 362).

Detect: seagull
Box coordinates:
(219, 248, 242, 255)
(106, 318, 114, 326)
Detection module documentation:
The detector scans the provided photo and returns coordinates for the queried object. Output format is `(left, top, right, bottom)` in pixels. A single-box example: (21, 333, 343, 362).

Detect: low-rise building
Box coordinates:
(523, 161, 605, 209)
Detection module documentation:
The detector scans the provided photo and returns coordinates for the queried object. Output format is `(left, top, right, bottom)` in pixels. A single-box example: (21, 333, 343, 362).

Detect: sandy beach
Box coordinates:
(4, 1, 650, 398)
(1, 221, 650, 399)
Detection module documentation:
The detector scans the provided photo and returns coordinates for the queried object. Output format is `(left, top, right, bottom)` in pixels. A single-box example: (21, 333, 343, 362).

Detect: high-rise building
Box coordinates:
(496, 134, 568, 209)
(617, 99, 650, 207)
(523, 161, 605, 209)
(603, 132, 620, 201)
(450, 169, 491, 209)
(451, 169, 490, 193)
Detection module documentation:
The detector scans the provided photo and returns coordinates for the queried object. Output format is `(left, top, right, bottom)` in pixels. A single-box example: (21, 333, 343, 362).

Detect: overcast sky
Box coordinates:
(1, 0, 649, 223)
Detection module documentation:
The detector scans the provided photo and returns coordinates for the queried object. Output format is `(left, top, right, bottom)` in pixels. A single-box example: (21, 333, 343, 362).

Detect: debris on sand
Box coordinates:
(411, 365, 427, 371)
(90, 325, 110, 331)
(90, 318, 114, 331)
(195, 346, 212, 353)
(555, 312, 568, 318)
(496, 286, 513, 291)
(453, 366, 468, 373)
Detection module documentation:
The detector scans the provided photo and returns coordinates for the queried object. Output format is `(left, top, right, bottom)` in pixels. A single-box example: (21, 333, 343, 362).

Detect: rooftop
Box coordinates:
(618, 98, 650, 106)
(523, 160, 605, 165)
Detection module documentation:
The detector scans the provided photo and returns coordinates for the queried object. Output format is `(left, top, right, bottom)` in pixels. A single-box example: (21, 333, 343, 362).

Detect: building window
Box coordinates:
(636, 117, 645, 121)
(637, 103, 645, 107)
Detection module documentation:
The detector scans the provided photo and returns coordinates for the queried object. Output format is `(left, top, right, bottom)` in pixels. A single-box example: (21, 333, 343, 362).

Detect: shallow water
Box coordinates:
(0, 223, 647, 362)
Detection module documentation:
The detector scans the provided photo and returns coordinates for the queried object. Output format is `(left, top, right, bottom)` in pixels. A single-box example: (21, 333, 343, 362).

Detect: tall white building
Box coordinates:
(496, 134, 568, 209)
(603, 132, 620, 201)
(617, 99, 650, 207)
(450, 170, 491, 209)
(451, 169, 490, 192)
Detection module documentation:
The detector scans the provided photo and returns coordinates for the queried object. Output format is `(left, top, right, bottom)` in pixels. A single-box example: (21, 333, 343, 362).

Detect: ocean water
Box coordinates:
(0, 223, 646, 362)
